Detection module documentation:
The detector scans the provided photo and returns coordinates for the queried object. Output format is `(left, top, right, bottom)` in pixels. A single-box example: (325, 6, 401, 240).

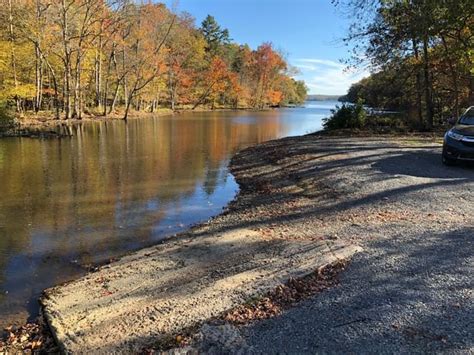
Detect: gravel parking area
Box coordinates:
(232, 135, 473, 354)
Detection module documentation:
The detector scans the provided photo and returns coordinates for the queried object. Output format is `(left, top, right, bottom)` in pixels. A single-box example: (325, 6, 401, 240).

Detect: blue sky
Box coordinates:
(163, 0, 369, 95)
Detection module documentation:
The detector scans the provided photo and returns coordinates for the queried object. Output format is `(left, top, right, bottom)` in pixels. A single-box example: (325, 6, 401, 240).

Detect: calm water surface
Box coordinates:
(0, 101, 337, 326)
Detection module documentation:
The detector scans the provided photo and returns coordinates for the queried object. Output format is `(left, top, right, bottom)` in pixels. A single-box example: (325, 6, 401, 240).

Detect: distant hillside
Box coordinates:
(306, 94, 343, 101)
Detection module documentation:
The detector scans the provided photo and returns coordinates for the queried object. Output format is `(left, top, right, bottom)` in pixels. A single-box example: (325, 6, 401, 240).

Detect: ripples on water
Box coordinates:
(0, 101, 337, 326)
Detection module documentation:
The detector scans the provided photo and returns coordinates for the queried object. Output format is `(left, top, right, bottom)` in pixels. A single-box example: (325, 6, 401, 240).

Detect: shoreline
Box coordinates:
(1, 109, 173, 138)
(2, 132, 472, 353)
(0, 106, 289, 139)
(39, 132, 362, 353)
(1, 105, 448, 140)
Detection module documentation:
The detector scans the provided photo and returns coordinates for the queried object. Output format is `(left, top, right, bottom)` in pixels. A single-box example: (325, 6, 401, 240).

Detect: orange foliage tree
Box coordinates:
(0, 2, 307, 118)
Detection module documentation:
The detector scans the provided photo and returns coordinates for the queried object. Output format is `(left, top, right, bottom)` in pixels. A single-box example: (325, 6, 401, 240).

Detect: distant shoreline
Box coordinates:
(0, 105, 302, 139)
(306, 94, 342, 101)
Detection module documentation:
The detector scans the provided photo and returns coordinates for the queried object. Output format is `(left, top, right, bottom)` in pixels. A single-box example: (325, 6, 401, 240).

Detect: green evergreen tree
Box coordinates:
(200, 15, 230, 57)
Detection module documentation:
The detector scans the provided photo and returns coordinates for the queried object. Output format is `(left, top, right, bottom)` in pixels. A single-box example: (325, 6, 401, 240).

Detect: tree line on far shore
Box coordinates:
(0, 1, 307, 120)
(337, 0, 473, 129)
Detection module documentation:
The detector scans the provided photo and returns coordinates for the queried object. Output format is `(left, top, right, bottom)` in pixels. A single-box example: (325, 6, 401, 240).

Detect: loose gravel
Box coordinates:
(233, 135, 473, 354)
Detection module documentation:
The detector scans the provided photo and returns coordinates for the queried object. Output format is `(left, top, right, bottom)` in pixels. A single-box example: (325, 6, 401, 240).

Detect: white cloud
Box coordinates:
(292, 58, 369, 95)
(294, 64, 319, 71)
(295, 58, 345, 69)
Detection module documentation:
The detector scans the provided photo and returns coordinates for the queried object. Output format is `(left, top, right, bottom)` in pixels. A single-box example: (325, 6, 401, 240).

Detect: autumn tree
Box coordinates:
(336, 0, 473, 128)
(0, 2, 307, 118)
(116, 3, 175, 119)
(251, 43, 286, 109)
(279, 78, 308, 106)
(0, 0, 36, 112)
(193, 56, 238, 109)
(166, 13, 206, 110)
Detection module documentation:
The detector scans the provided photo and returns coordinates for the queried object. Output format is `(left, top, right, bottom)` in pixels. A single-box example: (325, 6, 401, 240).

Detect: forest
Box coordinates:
(337, 0, 473, 129)
(0, 1, 307, 120)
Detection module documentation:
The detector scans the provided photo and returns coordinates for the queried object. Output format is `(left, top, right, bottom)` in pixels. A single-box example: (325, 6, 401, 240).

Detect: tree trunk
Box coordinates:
(110, 82, 120, 114)
(95, 36, 103, 109)
(34, 0, 44, 113)
(441, 36, 460, 118)
(73, 53, 82, 119)
(34, 44, 43, 112)
(123, 79, 128, 109)
(156, 89, 160, 108)
(122, 48, 128, 109)
(123, 90, 134, 120)
(168, 70, 176, 110)
(422, 36, 434, 129)
(412, 40, 423, 126)
(65, 63, 72, 119)
(104, 45, 118, 116)
(192, 82, 216, 110)
(45, 59, 60, 119)
(8, 0, 20, 112)
(61, 0, 71, 119)
(103, 70, 110, 117)
(123, 80, 139, 120)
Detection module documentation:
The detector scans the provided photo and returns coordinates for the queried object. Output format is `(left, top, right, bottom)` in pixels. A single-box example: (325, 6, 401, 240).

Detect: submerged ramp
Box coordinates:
(42, 228, 361, 353)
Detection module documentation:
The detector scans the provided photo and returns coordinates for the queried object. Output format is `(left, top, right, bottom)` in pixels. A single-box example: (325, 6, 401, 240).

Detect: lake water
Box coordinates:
(0, 100, 338, 326)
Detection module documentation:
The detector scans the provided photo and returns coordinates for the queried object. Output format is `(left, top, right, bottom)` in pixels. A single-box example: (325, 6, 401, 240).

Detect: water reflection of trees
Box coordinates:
(0, 111, 284, 325)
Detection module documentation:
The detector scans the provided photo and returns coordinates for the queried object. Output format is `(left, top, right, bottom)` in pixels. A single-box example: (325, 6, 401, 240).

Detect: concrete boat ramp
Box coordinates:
(41, 228, 360, 353)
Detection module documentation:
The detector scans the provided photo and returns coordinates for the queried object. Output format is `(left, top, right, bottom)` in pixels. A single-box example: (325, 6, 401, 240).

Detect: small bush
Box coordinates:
(0, 101, 15, 130)
(323, 99, 366, 130)
(0, 101, 12, 118)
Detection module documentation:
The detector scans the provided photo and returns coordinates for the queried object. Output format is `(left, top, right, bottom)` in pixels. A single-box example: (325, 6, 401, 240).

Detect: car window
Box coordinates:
(459, 108, 474, 125)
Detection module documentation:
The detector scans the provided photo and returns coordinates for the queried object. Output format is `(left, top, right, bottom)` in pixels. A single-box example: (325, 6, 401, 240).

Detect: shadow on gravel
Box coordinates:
(200, 142, 473, 239)
(373, 151, 474, 179)
(246, 140, 440, 181)
(204, 177, 469, 239)
(243, 227, 473, 353)
(224, 138, 474, 352)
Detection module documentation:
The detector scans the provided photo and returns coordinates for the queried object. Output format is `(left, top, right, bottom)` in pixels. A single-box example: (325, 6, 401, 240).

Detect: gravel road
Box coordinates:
(229, 135, 473, 354)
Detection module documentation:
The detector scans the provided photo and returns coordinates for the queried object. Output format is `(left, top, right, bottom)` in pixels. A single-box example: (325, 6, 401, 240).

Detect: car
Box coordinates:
(442, 106, 474, 165)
